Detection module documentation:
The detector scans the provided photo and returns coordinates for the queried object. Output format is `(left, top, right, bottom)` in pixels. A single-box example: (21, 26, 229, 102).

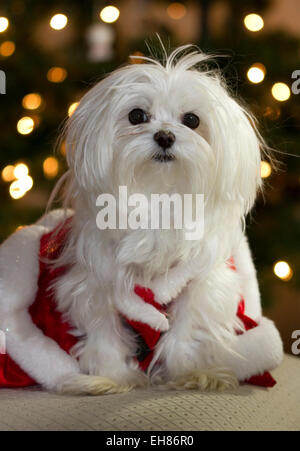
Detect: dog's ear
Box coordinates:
(64, 73, 117, 192)
(207, 84, 262, 218)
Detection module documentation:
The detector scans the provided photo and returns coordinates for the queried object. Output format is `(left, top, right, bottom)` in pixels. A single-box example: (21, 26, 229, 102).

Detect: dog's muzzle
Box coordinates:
(153, 130, 176, 162)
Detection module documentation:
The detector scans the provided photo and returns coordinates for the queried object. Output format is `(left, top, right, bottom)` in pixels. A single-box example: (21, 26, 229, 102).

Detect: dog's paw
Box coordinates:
(154, 313, 169, 332)
(55, 374, 134, 396)
(148, 278, 177, 305)
(164, 368, 239, 392)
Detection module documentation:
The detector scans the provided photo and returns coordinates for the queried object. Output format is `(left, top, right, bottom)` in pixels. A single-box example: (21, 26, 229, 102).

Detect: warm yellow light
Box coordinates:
(22, 93, 42, 110)
(19, 175, 33, 192)
(14, 163, 29, 179)
(260, 161, 272, 178)
(167, 2, 187, 20)
(47, 67, 67, 83)
(0, 41, 15, 57)
(1, 165, 15, 182)
(0, 17, 9, 33)
(247, 63, 266, 84)
(271, 82, 290, 102)
(9, 180, 26, 199)
(244, 13, 264, 32)
(68, 102, 79, 117)
(43, 157, 59, 179)
(273, 261, 293, 281)
(247, 67, 264, 84)
(8, 164, 33, 199)
(50, 14, 68, 30)
(17, 117, 35, 135)
(100, 6, 120, 23)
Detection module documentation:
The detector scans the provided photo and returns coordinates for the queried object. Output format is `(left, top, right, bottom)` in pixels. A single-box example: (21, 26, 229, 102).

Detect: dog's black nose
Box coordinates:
(154, 130, 176, 149)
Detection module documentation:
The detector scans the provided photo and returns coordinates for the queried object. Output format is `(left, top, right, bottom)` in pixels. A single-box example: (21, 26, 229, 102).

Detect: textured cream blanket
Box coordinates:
(0, 355, 298, 431)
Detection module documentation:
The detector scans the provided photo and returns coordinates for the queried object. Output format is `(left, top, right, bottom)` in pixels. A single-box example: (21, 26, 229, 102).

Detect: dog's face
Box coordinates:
(111, 66, 213, 196)
(66, 47, 262, 220)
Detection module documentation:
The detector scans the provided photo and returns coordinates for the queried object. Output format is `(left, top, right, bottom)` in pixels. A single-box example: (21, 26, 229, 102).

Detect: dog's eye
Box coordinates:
(182, 113, 200, 129)
(128, 109, 150, 125)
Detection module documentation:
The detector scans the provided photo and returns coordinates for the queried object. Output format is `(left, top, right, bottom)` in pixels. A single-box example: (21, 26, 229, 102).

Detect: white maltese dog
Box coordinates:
(0, 45, 283, 395)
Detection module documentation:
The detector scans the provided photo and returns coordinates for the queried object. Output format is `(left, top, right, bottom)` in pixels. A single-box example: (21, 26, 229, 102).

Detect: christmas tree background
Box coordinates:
(0, 0, 299, 353)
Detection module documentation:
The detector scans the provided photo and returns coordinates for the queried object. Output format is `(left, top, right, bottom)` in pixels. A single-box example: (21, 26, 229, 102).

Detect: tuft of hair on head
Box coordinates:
(129, 34, 219, 75)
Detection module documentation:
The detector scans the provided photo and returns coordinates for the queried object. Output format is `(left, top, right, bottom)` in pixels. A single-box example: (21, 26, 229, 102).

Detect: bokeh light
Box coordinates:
(244, 13, 264, 32)
(0, 17, 9, 33)
(260, 161, 272, 178)
(9, 180, 26, 199)
(22, 93, 42, 110)
(1, 165, 15, 182)
(0, 41, 15, 57)
(100, 6, 120, 23)
(273, 261, 293, 281)
(47, 67, 67, 83)
(19, 175, 33, 192)
(50, 14, 68, 30)
(5, 163, 33, 199)
(167, 3, 187, 20)
(14, 163, 29, 179)
(9, 179, 33, 199)
(17, 117, 35, 135)
(247, 63, 266, 84)
(271, 82, 291, 102)
(43, 157, 59, 179)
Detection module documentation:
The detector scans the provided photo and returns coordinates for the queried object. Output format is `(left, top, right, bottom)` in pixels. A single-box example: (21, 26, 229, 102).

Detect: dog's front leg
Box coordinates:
(55, 274, 152, 395)
(56, 330, 147, 396)
(56, 304, 149, 395)
(157, 253, 283, 391)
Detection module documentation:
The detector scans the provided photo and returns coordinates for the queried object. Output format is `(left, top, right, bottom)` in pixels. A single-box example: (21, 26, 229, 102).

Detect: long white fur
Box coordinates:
(0, 46, 283, 394)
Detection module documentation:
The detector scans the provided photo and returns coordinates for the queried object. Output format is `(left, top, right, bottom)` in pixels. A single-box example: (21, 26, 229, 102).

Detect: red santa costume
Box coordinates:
(0, 219, 276, 389)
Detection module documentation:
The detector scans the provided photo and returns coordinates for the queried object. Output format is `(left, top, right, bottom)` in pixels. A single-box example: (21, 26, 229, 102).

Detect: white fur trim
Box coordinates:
(5, 310, 79, 389)
(0, 225, 45, 314)
(220, 317, 284, 381)
(0, 213, 79, 389)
